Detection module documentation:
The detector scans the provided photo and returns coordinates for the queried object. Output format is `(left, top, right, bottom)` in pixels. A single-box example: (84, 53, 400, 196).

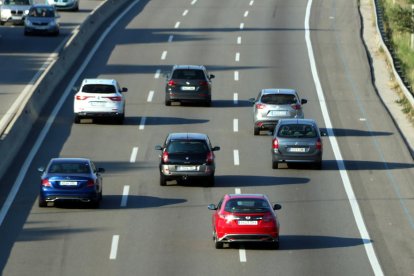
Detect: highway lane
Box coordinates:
(1, 0, 414, 275)
(0, 0, 104, 133)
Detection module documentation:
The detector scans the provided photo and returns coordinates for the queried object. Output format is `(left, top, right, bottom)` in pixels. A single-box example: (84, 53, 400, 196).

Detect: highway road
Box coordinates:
(1, 0, 414, 275)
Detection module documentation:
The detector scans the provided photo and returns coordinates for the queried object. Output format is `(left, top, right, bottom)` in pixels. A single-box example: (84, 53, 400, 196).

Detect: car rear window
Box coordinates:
(82, 84, 116, 94)
(48, 162, 91, 174)
(224, 199, 270, 213)
(261, 94, 296, 105)
(278, 124, 317, 138)
(171, 69, 205, 80)
(167, 141, 208, 153)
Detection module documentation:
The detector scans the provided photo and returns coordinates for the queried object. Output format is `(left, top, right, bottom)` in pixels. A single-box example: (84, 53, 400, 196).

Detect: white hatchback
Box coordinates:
(73, 79, 127, 124)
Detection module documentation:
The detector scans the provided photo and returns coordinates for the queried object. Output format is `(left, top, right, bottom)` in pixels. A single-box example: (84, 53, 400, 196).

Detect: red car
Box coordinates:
(208, 194, 282, 249)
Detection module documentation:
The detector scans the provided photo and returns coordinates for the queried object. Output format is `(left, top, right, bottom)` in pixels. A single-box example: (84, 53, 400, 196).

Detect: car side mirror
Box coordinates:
(212, 146, 220, 151)
(121, 87, 128, 92)
(301, 99, 307, 104)
(38, 167, 45, 172)
(320, 130, 328, 136)
(209, 74, 215, 79)
(208, 204, 217, 210)
(72, 87, 78, 93)
(248, 98, 256, 103)
(97, 168, 105, 173)
(155, 145, 163, 150)
(273, 204, 282, 210)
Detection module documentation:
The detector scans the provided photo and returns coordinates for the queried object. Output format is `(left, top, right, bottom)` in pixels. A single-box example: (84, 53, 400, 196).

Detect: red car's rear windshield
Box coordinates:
(224, 199, 270, 213)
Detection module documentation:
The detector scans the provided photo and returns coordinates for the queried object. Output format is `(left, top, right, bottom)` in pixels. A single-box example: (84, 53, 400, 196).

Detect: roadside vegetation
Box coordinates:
(380, 0, 414, 122)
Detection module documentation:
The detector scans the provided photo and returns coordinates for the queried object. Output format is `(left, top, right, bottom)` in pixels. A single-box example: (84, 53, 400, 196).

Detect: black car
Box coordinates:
(155, 133, 220, 186)
(164, 65, 215, 106)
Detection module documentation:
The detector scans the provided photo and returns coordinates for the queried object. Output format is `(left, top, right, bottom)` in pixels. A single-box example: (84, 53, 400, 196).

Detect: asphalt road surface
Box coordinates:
(1, 0, 414, 275)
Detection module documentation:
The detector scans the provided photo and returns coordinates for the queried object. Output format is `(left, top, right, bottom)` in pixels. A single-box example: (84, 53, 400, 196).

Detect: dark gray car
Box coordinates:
(24, 4, 59, 36)
(165, 65, 214, 106)
(250, 88, 307, 135)
(271, 119, 325, 169)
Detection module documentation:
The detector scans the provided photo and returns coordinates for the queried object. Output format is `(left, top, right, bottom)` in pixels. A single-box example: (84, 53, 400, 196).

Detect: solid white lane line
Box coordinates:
(161, 51, 167, 60)
(174, 21, 180, 28)
(249, 0, 254, 6)
(235, 52, 240, 62)
(233, 93, 238, 105)
(154, 69, 161, 79)
(305, 0, 383, 275)
(239, 23, 244, 30)
(0, 0, 143, 227)
(147, 90, 154, 102)
(182, 9, 188, 16)
(120, 185, 130, 207)
(191, 0, 197, 4)
(139, 117, 146, 130)
(244, 11, 249, 17)
(239, 248, 247, 262)
(237, 36, 242, 44)
(235, 188, 241, 194)
(233, 119, 238, 132)
(109, 235, 120, 260)
(233, 150, 240, 166)
(130, 147, 138, 163)
(168, 35, 174, 42)
(234, 71, 239, 81)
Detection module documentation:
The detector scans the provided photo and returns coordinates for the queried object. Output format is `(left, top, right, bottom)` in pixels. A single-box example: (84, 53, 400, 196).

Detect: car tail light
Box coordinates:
(316, 138, 322, 150)
(263, 213, 274, 222)
(87, 179, 95, 187)
(76, 95, 93, 100)
(199, 80, 208, 86)
(206, 152, 214, 164)
(291, 104, 302, 110)
(168, 80, 176, 87)
(272, 138, 279, 149)
(104, 96, 122, 101)
(41, 179, 51, 187)
(256, 103, 266, 109)
(162, 151, 169, 163)
(219, 214, 239, 223)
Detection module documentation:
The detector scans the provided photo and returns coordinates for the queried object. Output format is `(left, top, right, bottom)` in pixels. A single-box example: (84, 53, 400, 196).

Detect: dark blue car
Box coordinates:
(38, 158, 104, 208)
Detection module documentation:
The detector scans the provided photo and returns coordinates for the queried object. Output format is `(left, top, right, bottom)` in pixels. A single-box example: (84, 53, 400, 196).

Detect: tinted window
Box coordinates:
(167, 141, 208, 153)
(48, 162, 91, 174)
(278, 124, 317, 138)
(82, 84, 116, 94)
(224, 199, 270, 213)
(4, 0, 31, 5)
(261, 94, 296, 105)
(172, 69, 205, 80)
(29, 7, 54, 17)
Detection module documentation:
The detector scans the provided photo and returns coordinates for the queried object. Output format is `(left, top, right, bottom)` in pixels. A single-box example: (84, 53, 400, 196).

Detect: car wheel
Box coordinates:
(205, 176, 215, 187)
(24, 30, 29, 36)
(91, 199, 100, 208)
(38, 198, 47, 207)
(271, 241, 280, 250)
(214, 234, 223, 249)
(204, 100, 211, 107)
(165, 100, 171, 106)
(74, 115, 81, 124)
(116, 114, 125, 125)
(160, 174, 167, 186)
(272, 161, 278, 169)
(315, 161, 322, 170)
(254, 127, 260, 136)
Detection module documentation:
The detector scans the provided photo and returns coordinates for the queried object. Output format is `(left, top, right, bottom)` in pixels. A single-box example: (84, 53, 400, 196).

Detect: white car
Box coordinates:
(73, 79, 127, 124)
(47, 0, 78, 11)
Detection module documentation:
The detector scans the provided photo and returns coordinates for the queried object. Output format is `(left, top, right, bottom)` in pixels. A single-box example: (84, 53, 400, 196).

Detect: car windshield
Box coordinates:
(167, 141, 208, 153)
(224, 199, 270, 213)
(29, 7, 54, 17)
(82, 84, 116, 94)
(261, 94, 296, 105)
(171, 69, 205, 80)
(48, 162, 91, 174)
(278, 124, 317, 138)
(4, 0, 31, 5)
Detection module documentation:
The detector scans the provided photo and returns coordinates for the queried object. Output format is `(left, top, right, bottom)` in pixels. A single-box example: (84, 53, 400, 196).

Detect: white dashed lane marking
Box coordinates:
(147, 90, 154, 102)
(233, 150, 240, 166)
(235, 52, 240, 62)
(183, 9, 188, 16)
(161, 51, 167, 60)
(235, 188, 241, 194)
(130, 147, 138, 162)
(249, 0, 254, 6)
(234, 71, 239, 81)
(233, 119, 238, 132)
(168, 35, 174, 42)
(240, 23, 244, 30)
(191, 0, 197, 4)
(244, 11, 249, 17)
(233, 93, 238, 105)
(109, 235, 120, 260)
(154, 69, 161, 79)
(174, 21, 180, 28)
(139, 117, 146, 130)
(239, 248, 247, 262)
(120, 185, 130, 207)
(237, 36, 241, 44)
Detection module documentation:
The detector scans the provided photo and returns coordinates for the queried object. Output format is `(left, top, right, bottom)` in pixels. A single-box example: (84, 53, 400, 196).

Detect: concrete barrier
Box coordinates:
(0, 0, 132, 181)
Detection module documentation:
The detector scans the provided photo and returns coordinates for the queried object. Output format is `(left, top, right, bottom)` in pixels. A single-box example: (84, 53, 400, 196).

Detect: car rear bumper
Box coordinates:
(40, 193, 100, 203)
(160, 164, 215, 179)
(272, 152, 322, 163)
(25, 26, 59, 34)
(166, 93, 211, 102)
(75, 112, 124, 118)
(217, 234, 279, 243)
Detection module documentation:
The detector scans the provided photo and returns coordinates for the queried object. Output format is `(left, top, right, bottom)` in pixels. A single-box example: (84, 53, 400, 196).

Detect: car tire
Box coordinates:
(204, 100, 211, 107)
(24, 30, 29, 36)
(254, 127, 260, 136)
(74, 115, 81, 124)
(272, 161, 278, 169)
(116, 114, 125, 125)
(205, 176, 215, 187)
(165, 99, 171, 106)
(314, 161, 322, 170)
(160, 174, 167, 186)
(214, 235, 223, 249)
(91, 199, 100, 208)
(271, 241, 280, 250)
(38, 198, 47, 207)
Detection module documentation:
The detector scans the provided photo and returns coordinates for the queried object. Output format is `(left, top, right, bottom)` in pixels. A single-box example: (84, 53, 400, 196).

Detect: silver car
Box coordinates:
(271, 119, 326, 169)
(0, 0, 32, 25)
(249, 88, 307, 135)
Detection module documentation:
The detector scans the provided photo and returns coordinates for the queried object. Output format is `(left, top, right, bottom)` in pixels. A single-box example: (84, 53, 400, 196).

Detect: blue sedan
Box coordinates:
(38, 158, 104, 208)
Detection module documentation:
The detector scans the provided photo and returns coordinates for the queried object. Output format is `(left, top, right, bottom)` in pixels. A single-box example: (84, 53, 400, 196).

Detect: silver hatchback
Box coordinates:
(249, 89, 307, 135)
(271, 119, 326, 169)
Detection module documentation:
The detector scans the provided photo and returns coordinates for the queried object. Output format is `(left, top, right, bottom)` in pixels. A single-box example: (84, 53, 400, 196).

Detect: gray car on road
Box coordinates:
(271, 118, 325, 169)
(249, 88, 307, 135)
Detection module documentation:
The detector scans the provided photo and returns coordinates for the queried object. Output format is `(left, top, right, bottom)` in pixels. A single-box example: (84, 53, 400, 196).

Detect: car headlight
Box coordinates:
(1, 9, 12, 18)
(25, 19, 32, 26)
(49, 20, 57, 26)
(24, 10, 29, 15)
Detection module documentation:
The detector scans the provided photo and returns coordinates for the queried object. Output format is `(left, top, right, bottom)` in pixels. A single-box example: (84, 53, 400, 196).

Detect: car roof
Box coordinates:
(261, 88, 297, 95)
(224, 194, 269, 200)
(278, 118, 318, 125)
(167, 132, 208, 141)
(81, 79, 117, 86)
(50, 158, 91, 163)
(30, 4, 55, 9)
(172, 65, 206, 70)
